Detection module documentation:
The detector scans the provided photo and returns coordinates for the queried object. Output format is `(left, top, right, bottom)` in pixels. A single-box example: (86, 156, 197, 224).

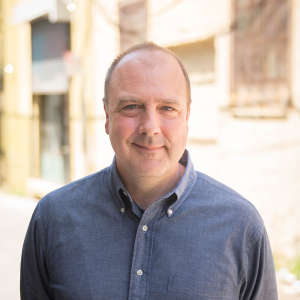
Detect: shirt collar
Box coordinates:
(109, 149, 197, 217)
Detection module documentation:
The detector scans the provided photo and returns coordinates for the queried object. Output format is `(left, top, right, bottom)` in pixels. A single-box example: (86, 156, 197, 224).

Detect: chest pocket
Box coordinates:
(169, 274, 236, 299)
(150, 274, 237, 300)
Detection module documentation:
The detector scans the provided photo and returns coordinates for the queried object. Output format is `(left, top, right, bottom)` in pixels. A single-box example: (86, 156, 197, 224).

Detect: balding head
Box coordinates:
(103, 42, 191, 108)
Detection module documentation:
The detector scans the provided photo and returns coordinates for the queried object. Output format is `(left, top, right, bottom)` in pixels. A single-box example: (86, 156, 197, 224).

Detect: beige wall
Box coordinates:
(69, 0, 119, 180)
(149, 0, 232, 140)
(87, 0, 119, 173)
(215, 34, 231, 108)
(291, 0, 300, 109)
(169, 40, 218, 140)
(149, 0, 231, 46)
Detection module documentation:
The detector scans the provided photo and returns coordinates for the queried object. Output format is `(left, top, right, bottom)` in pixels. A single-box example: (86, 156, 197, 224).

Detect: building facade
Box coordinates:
(0, 0, 299, 196)
(0, 0, 119, 196)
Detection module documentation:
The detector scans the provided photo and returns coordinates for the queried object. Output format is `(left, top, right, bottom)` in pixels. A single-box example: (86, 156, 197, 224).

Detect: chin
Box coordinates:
(133, 162, 170, 177)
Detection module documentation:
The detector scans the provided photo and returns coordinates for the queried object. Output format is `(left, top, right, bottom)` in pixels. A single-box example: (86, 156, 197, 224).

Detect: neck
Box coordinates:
(119, 163, 185, 210)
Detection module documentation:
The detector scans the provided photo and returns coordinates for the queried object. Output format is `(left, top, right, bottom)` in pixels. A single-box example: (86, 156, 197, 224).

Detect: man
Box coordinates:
(21, 43, 278, 300)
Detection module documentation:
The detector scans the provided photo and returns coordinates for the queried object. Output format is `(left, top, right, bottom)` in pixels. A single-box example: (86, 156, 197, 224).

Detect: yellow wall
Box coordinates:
(0, 0, 120, 194)
(1, 0, 32, 194)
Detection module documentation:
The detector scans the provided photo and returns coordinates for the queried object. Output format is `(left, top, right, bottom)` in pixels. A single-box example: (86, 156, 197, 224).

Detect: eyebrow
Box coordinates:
(158, 98, 181, 105)
(117, 98, 141, 104)
(116, 97, 182, 106)
(114, 98, 141, 110)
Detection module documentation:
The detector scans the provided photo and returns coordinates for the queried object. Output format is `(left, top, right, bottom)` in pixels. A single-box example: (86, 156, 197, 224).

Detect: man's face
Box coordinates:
(104, 50, 190, 180)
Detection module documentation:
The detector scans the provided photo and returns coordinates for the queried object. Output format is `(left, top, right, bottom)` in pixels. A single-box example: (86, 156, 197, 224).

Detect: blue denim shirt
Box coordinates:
(21, 150, 278, 300)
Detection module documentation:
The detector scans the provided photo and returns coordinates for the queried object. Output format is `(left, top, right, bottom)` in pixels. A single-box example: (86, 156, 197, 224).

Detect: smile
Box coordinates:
(132, 143, 164, 151)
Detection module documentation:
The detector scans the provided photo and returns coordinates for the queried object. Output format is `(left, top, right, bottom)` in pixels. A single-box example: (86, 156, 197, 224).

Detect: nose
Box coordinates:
(138, 108, 161, 136)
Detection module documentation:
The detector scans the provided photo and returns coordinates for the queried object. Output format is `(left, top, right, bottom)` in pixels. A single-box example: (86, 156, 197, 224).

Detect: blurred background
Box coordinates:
(0, 0, 299, 299)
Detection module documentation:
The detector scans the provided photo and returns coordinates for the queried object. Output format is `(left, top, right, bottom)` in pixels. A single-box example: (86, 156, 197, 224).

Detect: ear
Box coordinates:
(103, 98, 109, 135)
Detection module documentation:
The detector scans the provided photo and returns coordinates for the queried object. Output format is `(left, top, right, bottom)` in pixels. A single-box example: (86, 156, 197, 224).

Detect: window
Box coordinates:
(169, 39, 215, 85)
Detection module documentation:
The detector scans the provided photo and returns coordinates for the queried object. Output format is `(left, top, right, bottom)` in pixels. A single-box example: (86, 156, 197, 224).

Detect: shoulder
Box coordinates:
(189, 171, 265, 242)
(35, 167, 111, 220)
(193, 171, 259, 215)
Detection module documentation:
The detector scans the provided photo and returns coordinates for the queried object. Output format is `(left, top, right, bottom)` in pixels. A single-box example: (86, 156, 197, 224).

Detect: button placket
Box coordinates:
(128, 208, 159, 299)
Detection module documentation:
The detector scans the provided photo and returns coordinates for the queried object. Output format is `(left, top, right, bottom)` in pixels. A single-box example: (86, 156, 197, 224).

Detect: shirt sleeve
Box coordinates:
(239, 227, 278, 300)
(20, 202, 52, 300)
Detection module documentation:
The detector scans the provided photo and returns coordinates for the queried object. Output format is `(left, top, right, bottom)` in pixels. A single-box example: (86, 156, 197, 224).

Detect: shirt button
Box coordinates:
(137, 269, 143, 276)
(167, 208, 173, 217)
(142, 225, 148, 232)
(120, 207, 125, 213)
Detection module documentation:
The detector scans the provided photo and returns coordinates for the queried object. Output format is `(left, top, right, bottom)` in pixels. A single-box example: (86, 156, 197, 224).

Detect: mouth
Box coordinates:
(132, 143, 164, 151)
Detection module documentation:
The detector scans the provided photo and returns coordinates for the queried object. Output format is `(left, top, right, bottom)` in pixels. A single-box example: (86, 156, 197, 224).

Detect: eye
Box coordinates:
(123, 104, 139, 110)
(120, 103, 143, 116)
(161, 106, 175, 112)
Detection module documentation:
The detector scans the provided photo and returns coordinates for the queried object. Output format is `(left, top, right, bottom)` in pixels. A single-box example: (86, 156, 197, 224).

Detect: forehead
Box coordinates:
(115, 49, 181, 73)
(109, 49, 187, 99)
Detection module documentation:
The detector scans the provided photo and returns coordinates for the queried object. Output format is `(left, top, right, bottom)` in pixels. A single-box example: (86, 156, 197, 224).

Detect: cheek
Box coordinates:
(110, 116, 138, 138)
(163, 118, 188, 138)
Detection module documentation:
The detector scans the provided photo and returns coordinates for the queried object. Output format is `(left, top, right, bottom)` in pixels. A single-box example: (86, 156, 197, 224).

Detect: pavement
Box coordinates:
(0, 192, 36, 300)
